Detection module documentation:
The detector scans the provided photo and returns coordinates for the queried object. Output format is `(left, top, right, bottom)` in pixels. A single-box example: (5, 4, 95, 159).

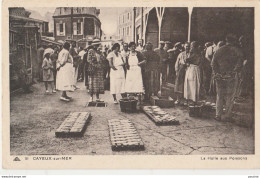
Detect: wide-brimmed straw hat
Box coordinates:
(92, 39, 101, 45)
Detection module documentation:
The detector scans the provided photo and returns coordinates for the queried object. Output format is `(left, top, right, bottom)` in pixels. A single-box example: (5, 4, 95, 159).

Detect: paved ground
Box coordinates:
(10, 82, 254, 155)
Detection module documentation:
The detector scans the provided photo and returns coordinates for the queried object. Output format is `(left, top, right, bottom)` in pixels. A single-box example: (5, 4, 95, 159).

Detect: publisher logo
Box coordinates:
(13, 157, 21, 161)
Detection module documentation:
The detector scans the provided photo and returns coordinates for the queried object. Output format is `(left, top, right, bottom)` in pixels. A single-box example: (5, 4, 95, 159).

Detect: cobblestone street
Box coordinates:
(10, 82, 254, 155)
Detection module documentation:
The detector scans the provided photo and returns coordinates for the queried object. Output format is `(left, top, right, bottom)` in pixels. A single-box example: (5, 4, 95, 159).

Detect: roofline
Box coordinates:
(53, 14, 101, 24)
(9, 15, 48, 23)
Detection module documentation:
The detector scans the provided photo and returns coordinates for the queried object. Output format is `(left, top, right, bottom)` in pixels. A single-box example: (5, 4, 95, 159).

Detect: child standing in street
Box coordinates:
(42, 53, 55, 93)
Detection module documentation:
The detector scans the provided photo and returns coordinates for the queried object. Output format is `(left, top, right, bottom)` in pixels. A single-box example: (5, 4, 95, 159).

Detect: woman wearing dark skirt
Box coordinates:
(174, 42, 190, 104)
(87, 39, 105, 102)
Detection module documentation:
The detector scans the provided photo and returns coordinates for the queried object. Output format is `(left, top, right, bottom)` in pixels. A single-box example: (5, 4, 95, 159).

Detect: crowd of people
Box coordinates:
(37, 33, 253, 122)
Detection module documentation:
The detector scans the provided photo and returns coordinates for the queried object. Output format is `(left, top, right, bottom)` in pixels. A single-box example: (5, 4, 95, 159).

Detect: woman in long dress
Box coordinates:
(87, 39, 105, 102)
(125, 42, 146, 101)
(107, 43, 126, 104)
(56, 42, 74, 102)
(184, 41, 203, 104)
(174, 42, 190, 104)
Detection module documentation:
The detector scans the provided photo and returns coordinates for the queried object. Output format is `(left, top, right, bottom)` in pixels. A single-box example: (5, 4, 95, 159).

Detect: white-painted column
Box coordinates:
(156, 7, 165, 43)
(188, 7, 193, 42)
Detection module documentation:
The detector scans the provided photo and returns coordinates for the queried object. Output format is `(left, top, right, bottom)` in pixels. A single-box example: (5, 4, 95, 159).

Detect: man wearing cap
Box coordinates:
(154, 41, 169, 84)
(87, 39, 105, 102)
(142, 42, 160, 100)
(211, 34, 243, 122)
(167, 42, 182, 83)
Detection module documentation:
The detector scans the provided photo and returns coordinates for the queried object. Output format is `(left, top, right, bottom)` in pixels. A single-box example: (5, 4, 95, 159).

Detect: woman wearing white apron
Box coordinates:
(184, 41, 203, 104)
(125, 42, 146, 101)
(56, 42, 74, 101)
(107, 43, 126, 104)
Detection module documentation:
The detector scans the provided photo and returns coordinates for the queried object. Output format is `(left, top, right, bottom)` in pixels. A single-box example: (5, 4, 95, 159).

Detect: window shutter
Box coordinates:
(81, 22, 83, 35)
(73, 22, 77, 35)
(63, 23, 66, 36)
(56, 23, 60, 36)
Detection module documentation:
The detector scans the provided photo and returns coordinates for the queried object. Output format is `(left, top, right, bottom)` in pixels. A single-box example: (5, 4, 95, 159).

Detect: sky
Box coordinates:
(26, 7, 129, 35)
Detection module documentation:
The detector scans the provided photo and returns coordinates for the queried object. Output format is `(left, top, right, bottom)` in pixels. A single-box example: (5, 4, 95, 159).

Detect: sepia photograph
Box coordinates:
(2, 0, 260, 169)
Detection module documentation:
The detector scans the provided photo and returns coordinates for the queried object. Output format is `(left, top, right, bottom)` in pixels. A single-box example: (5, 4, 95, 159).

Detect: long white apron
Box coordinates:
(110, 54, 125, 94)
(56, 63, 74, 91)
(125, 54, 144, 93)
(184, 64, 201, 102)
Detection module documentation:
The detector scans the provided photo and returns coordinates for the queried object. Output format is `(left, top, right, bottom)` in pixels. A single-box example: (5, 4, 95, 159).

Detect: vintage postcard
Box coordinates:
(2, 0, 260, 169)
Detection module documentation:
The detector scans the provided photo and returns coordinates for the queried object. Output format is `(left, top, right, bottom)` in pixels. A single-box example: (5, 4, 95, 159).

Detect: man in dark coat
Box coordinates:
(167, 42, 182, 84)
(142, 42, 160, 100)
(154, 41, 168, 84)
(37, 45, 45, 81)
(211, 34, 243, 121)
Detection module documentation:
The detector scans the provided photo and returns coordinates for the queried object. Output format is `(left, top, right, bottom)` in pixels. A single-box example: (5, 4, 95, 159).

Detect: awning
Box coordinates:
(41, 38, 63, 46)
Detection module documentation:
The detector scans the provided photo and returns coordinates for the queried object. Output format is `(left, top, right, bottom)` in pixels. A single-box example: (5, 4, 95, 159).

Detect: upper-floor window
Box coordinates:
(84, 18, 94, 35)
(56, 22, 65, 36)
(73, 21, 83, 35)
(128, 13, 130, 20)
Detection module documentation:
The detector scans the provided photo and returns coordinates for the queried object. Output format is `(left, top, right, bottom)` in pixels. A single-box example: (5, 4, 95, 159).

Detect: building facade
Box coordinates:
(130, 7, 254, 89)
(101, 33, 118, 49)
(9, 7, 48, 91)
(117, 8, 133, 43)
(53, 7, 102, 43)
(131, 7, 253, 48)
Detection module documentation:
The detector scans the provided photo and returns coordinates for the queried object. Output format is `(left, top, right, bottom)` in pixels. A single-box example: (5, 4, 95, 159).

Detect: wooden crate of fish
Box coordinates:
(150, 96, 174, 108)
(108, 119, 144, 151)
(142, 106, 180, 126)
(55, 112, 91, 137)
